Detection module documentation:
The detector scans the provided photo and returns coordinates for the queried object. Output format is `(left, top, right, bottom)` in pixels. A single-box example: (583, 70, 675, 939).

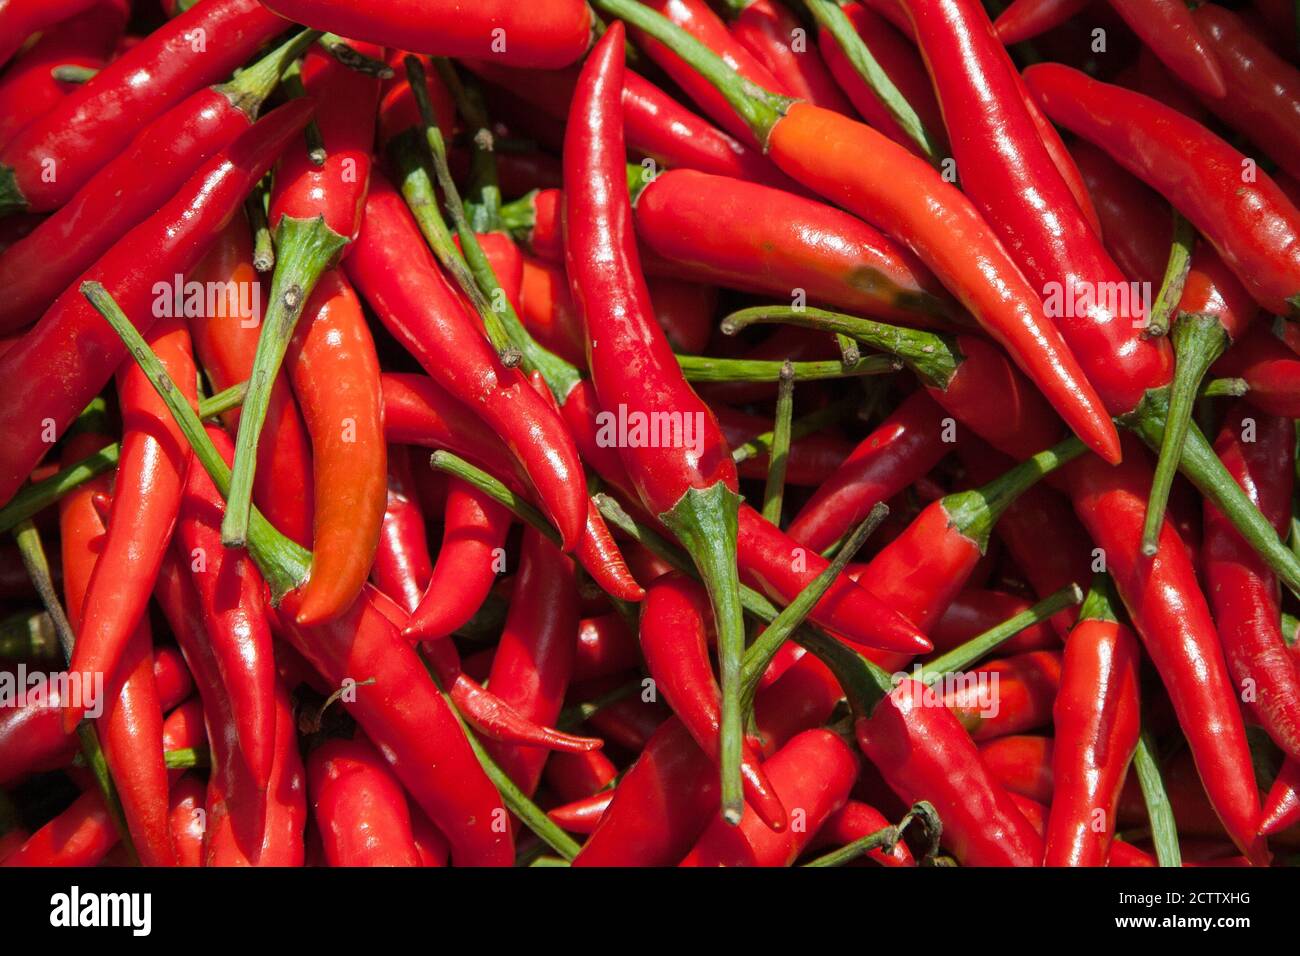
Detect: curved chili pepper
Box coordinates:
(942, 650, 1062, 742)
(1043, 576, 1142, 867)
(631, 168, 953, 327)
(0, 789, 117, 867)
(1261, 759, 1300, 836)
(60, 430, 176, 867)
(346, 173, 586, 552)
(0, 0, 287, 216)
(728, 0, 856, 115)
(1214, 324, 1300, 417)
(168, 774, 207, 867)
(224, 41, 383, 548)
(787, 390, 949, 552)
(1065, 437, 1269, 864)
(545, 749, 620, 803)
(307, 735, 422, 867)
(640, 573, 787, 830)
(817, 1, 946, 155)
(482, 528, 580, 796)
(174, 425, 278, 790)
(856, 677, 1043, 866)
(812, 799, 916, 867)
(465, 61, 792, 189)
(370, 446, 434, 614)
(188, 211, 315, 548)
(405, 479, 511, 641)
(259, 0, 593, 68)
(599, 0, 1121, 464)
(629, 0, 787, 147)
(1026, 64, 1300, 319)
(0, 28, 315, 334)
(681, 728, 857, 866)
(0, 100, 312, 509)
(1203, 402, 1300, 758)
(549, 792, 614, 835)
(0, 1, 127, 152)
(63, 316, 197, 733)
(993, 0, 1089, 43)
(282, 268, 385, 623)
(1105, 0, 1225, 99)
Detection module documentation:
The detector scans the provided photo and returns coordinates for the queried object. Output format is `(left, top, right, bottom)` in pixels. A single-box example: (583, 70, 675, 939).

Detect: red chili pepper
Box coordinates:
(0, 100, 312, 509)
(1203, 402, 1300, 758)
(370, 446, 435, 614)
(224, 41, 383, 548)
(480, 528, 580, 796)
(680, 728, 857, 866)
(817, 1, 947, 155)
(640, 573, 788, 830)
(0, 28, 315, 334)
(0, 1, 127, 152)
(187, 211, 315, 548)
(168, 774, 207, 867)
(545, 749, 619, 803)
(0, 788, 117, 867)
(856, 677, 1044, 866)
(0, 0, 107, 66)
(993, 0, 1089, 44)
(1261, 759, 1300, 836)
(259, 0, 593, 68)
(282, 268, 386, 624)
(409, 807, 449, 867)
(172, 424, 279, 791)
(1065, 437, 1269, 864)
(714, 402, 852, 486)
(60, 429, 176, 867)
(465, 60, 793, 189)
(931, 589, 1060, 656)
(1214, 324, 1300, 417)
(728, 0, 856, 115)
(307, 735, 422, 867)
(1069, 139, 1168, 287)
(1043, 576, 1142, 867)
(631, 168, 954, 327)
(1105, 0, 1226, 98)
(0, 0, 288, 215)
(942, 650, 1062, 741)
(787, 390, 950, 552)
(811, 799, 916, 867)
(549, 792, 614, 835)
(346, 173, 586, 552)
(1026, 64, 1300, 319)
(162, 698, 207, 785)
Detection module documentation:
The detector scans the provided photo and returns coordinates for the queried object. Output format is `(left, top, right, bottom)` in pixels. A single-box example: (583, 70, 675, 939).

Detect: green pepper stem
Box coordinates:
(1132, 728, 1181, 867)
(50, 64, 97, 83)
(721, 304, 959, 387)
(677, 352, 899, 382)
(943, 435, 1086, 550)
(427, 450, 564, 548)
(218, 28, 321, 118)
(246, 181, 274, 273)
(1140, 313, 1227, 556)
(659, 483, 746, 826)
(592, 0, 791, 144)
(1077, 572, 1121, 624)
(1129, 389, 1300, 598)
(222, 213, 347, 547)
(81, 282, 310, 599)
(1143, 210, 1195, 339)
(761, 362, 796, 524)
(920, 583, 1082, 681)
(732, 397, 855, 465)
(802, 0, 940, 162)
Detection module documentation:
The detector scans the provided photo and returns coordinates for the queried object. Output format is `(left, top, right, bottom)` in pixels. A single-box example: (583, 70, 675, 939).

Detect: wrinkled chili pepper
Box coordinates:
(0, 0, 288, 216)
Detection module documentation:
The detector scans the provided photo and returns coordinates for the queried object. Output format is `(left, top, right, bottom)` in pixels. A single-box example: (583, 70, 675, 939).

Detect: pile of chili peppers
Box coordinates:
(2, 0, 1300, 870)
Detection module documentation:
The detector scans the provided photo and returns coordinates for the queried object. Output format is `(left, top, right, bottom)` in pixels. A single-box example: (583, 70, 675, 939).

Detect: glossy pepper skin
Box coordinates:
(187, 211, 315, 548)
(60, 430, 177, 868)
(1025, 63, 1300, 319)
(633, 168, 953, 327)
(1214, 324, 1300, 417)
(0, 0, 104, 67)
(0, 101, 313, 508)
(1, 789, 117, 867)
(346, 173, 586, 552)
(0, 0, 287, 215)
(259, 0, 593, 68)
(1065, 438, 1269, 864)
(0, 0, 128, 152)
(284, 269, 386, 624)
(1203, 403, 1300, 758)
(0, 29, 308, 333)
(680, 729, 857, 866)
(369, 446, 434, 614)
(729, 0, 856, 115)
(856, 677, 1044, 866)
(64, 316, 197, 733)
(308, 735, 422, 867)
(1105, 0, 1226, 99)
(640, 573, 788, 830)
(993, 0, 1088, 43)
(1043, 579, 1141, 867)
(943, 650, 1062, 741)
(901, 0, 1167, 420)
